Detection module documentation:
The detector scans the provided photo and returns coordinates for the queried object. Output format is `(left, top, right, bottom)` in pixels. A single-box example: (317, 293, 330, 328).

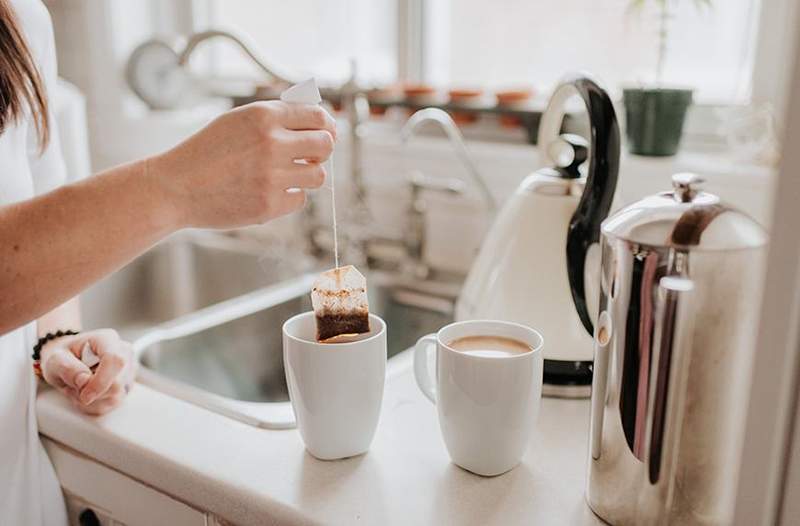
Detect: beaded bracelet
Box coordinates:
(32, 330, 79, 378)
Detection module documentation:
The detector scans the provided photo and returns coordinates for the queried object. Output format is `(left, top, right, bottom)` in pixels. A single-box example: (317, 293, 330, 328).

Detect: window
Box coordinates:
(424, 0, 761, 103)
(196, 0, 760, 103)
(195, 0, 398, 84)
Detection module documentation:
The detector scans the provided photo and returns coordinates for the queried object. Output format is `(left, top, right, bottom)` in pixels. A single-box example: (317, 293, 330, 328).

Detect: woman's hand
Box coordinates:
(150, 100, 337, 230)
(40, 329, 137, 416)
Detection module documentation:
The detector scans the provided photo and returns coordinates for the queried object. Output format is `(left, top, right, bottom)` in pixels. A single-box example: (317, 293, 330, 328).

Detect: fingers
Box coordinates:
(270, 188, 307, 219)
(71, 383, 126, 416)
(78, 332, 130, 405)
(77, 398, 119, 416)
(42, 328, 134, 417)
(287, 130, 335, 164)
(60, 357, 92, 392)
(41, 345, 92, 391)
(280, 163, 326, 190)
(71, 376, 133, 416)
(267, 151, 326, 219)
(281, 103, 336, 138)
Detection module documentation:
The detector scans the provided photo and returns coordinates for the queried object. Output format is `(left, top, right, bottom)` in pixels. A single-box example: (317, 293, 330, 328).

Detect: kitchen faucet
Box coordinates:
(400, 108, 498, 215)
(340, 62, 371, 209)
(130, 33, 471, 278)
(403, 171, 465, 278)
(392, 108, 496, 277)
(304, 85, 497, 278)
(177, 30, 296, 84)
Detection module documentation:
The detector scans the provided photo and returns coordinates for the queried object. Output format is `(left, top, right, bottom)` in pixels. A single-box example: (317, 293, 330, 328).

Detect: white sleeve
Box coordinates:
(24, 2, 70, 196)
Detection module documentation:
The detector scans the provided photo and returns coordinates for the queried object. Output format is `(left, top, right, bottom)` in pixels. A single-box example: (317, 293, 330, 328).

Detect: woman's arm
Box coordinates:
(37, 296, 81, 336)
(1, 159, 177, 335)
(0, 101, 335, 335)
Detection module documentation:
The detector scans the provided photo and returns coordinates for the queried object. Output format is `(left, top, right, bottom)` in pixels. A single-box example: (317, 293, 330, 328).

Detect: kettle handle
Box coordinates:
(539, 76, 620, 335)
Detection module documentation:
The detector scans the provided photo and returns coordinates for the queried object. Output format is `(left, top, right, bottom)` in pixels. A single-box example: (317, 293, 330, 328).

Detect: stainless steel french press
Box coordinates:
(586, 173, 768, 525)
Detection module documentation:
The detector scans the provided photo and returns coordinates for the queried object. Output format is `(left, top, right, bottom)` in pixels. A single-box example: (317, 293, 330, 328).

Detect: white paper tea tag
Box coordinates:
(81, 341, 100, 369)
(280, 78, 322, 105)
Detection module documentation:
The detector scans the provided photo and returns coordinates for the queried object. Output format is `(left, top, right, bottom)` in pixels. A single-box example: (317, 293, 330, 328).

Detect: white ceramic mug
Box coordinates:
(283, 311, 387, 460)
(414, 320, 544, 476)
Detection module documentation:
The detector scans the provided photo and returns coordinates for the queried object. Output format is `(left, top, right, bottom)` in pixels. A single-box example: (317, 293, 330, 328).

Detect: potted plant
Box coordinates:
(623, 0, 709, 156)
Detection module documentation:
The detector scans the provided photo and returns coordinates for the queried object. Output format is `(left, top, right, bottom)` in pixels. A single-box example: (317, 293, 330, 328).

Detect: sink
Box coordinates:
(134, 271, 457, 428)
(81, 232, 298, 339)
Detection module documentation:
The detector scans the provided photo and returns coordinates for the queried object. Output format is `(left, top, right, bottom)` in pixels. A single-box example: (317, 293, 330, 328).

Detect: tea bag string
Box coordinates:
(329, 151, 340, 270)
(318, 156, 339, 272)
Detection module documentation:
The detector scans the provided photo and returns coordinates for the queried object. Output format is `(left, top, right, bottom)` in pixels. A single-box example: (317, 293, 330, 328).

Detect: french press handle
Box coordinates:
(539, 75, 620, 336)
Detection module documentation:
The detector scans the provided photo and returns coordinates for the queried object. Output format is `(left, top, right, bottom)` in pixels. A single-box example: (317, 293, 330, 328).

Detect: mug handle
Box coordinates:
(413, 334, 437, 403)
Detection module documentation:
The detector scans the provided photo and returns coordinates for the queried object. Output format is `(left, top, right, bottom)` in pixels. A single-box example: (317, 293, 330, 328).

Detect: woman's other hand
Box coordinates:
(40, 329, 137, 416)
(150, 100, 336, 230)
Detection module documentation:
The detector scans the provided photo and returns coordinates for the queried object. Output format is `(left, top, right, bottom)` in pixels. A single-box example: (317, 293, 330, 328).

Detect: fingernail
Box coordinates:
(80, 390, 96, 405)
(75, 372, 91, 390)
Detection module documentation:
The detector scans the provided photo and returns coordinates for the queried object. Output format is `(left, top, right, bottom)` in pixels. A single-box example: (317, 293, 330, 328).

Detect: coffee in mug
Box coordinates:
(414, 320, 544, 476)
(447, 335, 532, 358)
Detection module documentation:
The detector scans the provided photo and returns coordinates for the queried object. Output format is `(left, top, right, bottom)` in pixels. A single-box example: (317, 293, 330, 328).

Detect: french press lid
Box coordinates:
(601, 173, 767, 250)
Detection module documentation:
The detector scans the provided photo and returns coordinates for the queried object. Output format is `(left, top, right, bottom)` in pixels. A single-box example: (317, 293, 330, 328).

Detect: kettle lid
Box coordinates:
(602, 173, 767, 250)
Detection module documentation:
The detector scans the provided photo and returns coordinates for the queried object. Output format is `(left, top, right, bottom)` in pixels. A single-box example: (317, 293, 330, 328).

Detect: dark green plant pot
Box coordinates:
(623, 87, 693, 156)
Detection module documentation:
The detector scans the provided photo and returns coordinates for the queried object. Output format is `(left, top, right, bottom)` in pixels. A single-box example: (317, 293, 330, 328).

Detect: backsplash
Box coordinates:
(91, 110, 777, 276)
(308, 121, 777, 274)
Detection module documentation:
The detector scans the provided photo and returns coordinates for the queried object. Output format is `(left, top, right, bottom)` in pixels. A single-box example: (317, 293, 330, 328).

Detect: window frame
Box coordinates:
(183, 0, 796, 142)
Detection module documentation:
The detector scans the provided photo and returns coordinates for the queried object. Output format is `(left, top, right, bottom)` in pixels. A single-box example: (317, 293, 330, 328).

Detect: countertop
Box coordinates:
(37, 350, 604, 526)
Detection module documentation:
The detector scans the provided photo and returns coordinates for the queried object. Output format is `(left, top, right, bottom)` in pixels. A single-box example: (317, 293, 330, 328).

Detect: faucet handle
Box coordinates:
(404, 171, 465, 279)
(408, 171, 466, 197)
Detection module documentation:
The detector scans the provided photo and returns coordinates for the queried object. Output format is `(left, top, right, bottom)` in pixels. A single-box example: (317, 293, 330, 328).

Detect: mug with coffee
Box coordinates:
(283, 311, 387, 460)
(414, 320, 544, 476)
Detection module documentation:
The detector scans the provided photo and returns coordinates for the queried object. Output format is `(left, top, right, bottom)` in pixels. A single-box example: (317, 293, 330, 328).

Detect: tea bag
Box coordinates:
(281, 81, 369, 341)
(311, 265, 370, 342)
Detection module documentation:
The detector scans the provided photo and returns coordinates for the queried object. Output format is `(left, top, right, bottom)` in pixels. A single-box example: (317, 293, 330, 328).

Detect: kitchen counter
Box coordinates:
(37, 350, 603, 526)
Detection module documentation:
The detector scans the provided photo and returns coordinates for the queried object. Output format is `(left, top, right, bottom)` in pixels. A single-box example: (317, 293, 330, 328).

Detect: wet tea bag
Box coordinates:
(311, 265, 370, 342)
(280, 80, 369, 341)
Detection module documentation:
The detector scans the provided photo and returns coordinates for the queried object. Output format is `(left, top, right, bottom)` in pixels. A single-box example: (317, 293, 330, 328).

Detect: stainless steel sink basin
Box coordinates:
(81, 232, 296, 339)
(134, 271, 457, 428)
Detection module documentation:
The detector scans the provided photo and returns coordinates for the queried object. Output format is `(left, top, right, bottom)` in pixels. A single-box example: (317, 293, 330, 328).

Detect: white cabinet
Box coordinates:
(42, 438, 208, 526)
(64, 494, 117, 526)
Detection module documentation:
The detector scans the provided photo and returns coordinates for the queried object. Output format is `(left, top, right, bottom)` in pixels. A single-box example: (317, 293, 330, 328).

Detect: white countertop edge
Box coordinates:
(37, 384, 311, 525)
(37, 349, 603, 526)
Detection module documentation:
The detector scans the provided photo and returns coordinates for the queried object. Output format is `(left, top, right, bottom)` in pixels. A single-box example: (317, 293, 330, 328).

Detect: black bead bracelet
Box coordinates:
(32, 329, 79, 361)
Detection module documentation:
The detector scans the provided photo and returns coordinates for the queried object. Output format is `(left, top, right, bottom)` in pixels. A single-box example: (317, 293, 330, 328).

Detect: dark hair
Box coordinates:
(0, 0, 49, 151)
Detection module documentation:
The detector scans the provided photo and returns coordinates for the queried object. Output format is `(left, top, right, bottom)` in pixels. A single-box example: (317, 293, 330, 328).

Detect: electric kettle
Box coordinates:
(586, 173, 768, 525)
(455, 75, 620, 397)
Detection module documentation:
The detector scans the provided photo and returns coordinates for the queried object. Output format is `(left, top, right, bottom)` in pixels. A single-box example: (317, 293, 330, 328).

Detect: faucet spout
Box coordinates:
(401, 108, 497, 214)
(178, 29, 297, 84)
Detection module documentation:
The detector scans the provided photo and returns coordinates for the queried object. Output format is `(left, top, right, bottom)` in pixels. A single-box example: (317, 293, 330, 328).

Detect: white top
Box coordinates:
(1, 1, 74, 524)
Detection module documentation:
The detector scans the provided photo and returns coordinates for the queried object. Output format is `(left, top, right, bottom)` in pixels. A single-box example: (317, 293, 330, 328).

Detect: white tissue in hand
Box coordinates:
(81, 342, 100, 368)
(280, 78, 321, 105)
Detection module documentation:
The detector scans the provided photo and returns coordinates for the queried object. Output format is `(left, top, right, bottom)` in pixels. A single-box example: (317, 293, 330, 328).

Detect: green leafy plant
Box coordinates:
(629, 0, 712, 85)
